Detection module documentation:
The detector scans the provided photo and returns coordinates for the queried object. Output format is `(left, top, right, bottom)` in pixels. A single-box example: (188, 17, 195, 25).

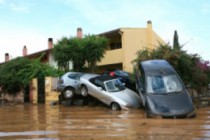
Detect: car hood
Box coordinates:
(146, 91, 195, 116)
(111, 89, 141, 108)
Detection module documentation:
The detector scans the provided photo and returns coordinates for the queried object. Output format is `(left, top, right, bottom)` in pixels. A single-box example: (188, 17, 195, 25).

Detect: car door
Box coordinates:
(67, 73, 81, 94)
(89, 79, 110, 105)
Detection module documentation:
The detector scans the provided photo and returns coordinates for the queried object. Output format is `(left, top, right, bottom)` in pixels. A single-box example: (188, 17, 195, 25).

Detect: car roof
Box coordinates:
(91, 75, 116, 82)
(63, 72, 83, 75)
(140, 59, 176, 75)
(80, 73, 99, 79)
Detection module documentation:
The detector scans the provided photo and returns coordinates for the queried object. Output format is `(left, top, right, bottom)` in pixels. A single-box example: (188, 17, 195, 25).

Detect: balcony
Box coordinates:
(97, 48, 123, 66)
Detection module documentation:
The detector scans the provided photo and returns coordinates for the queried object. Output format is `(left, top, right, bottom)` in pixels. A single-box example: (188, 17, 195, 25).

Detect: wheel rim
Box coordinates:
(81, 87, 88, 96)
(64, 89, 73, 98)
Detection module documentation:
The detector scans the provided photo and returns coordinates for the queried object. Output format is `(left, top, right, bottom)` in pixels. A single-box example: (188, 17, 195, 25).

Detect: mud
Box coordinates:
(0, 104, 209, 140)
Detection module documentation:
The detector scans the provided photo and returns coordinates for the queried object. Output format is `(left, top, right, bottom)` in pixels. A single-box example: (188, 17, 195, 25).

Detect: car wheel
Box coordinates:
(61, 99, 73, 106)
(81, 85, 88, 97)
(145, 111, 152, 118)
(145, 104, 152, 118)
(111, 102, 121, 111)
(63, 88, 74, 99)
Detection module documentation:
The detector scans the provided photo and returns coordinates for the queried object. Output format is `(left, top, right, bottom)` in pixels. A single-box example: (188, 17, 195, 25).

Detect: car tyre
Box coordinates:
(145, 111, 152, 118)
(81, 85, 88, 97)
(63, 88, 74, 99)
(111, 102, 121, 111)
(144, 103, 152, 118)
(62, 99, 73, 106)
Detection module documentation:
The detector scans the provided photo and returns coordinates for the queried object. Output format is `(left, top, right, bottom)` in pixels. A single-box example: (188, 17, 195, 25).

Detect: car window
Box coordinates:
(68, 74, 79, 80)
(94, 79, 104, 87)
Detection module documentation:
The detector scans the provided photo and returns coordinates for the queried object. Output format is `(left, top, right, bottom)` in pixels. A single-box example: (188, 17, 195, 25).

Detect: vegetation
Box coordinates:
(0, 56, 61, 94)
(83, 35, 108, 73)
(53, 37, 85, 71)
(133, 30, 210, 93)
(53, 34, 108, 73)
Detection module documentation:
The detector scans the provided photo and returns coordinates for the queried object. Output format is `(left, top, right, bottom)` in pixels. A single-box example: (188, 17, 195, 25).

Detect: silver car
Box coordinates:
(57, 72, 84, 100)
(80, 74, 141, 110)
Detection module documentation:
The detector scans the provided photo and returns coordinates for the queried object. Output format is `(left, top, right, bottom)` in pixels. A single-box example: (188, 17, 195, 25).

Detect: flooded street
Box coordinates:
(0, 104, 210, 140)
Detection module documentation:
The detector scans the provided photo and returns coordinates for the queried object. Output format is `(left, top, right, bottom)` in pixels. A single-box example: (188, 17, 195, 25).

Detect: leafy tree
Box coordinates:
(83, 35, 108, 73)
(0, 56, 61, 95)
(0, 57, 30, 94)
(173, 30, 180, 50)
(68, 37, 86, 71)
(53, 37, 72, 71)
(53, 37, 86, 72)
(53, 35, 108, 73)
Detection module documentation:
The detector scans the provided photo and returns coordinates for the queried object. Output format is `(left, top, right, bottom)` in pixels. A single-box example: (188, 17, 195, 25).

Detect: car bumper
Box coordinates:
(147, 109, 196, 118)
(57, 85, 65, 92)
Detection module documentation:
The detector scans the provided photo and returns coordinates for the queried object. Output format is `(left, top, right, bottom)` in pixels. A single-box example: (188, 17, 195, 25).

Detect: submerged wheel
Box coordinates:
(81, 85, 88, 97)
(111, 102, 121, 111)
(63, 88, 74, 99)
(145, 111, 152, 118)
(145, 104, 152, 118)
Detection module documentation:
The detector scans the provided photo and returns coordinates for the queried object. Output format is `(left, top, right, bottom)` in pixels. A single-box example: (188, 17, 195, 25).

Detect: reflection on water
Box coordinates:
(0, 130, 57, 136)
(0, 104, 209, 139)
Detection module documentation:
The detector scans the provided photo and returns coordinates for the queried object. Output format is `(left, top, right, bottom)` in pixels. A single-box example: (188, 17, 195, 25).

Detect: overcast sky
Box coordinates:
(0, 0, 210, 63)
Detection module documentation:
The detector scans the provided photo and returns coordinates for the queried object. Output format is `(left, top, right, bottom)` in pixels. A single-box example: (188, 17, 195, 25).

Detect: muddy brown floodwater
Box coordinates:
(0, 104, 210, 140)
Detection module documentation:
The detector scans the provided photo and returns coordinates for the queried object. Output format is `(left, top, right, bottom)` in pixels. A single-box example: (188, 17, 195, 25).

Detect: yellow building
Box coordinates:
(97, 21, 165, 73)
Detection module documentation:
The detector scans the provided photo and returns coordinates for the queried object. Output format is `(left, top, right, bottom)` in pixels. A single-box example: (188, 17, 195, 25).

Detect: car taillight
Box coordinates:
(109, 72, 115, 76)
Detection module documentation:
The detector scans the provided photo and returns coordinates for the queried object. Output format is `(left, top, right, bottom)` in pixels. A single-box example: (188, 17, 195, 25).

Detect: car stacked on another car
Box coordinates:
(57, 72, 141, 110)
(80, 74, 141, 110)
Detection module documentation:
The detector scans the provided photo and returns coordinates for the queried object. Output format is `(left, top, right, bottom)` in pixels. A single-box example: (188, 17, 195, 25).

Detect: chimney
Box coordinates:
(48, 38, 53, 49)
(147, 20, 152, 30)
(23, 45, 27, 56)
(5, 53, 9, 62)
(77, 27, 83, 38)
(147, 20, 153, 49)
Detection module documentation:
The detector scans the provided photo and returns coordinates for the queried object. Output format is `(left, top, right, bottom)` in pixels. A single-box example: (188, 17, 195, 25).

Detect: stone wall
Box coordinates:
(0, 91, 24, 103)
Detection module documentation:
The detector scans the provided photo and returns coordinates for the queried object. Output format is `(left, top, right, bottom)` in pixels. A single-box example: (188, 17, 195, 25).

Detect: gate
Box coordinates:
(37, 74, 45, 103)
(24, 84, 30, 103)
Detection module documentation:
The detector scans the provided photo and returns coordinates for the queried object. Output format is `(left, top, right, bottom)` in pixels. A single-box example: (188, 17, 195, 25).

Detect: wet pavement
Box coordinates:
(0, 103, 210, 140)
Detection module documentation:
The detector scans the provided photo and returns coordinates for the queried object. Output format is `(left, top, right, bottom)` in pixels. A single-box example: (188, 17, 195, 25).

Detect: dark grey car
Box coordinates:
(135, 59, 196, 118)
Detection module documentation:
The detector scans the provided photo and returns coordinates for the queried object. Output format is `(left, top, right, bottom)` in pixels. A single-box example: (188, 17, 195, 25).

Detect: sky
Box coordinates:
(0, 0, 210, 63)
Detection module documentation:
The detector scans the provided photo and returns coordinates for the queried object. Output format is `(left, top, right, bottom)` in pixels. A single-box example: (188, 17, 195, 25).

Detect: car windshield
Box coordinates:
(147, 75, 183, 94)
(104, 79, 125, 92)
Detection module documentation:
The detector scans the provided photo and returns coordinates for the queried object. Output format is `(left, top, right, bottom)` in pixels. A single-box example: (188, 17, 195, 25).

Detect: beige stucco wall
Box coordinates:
(121, 28, 148, 72)
(45, 77, 59, 104)
(97, 25, 164, 73)
(97, 49, 123, 66)
(29, 77, 59, 104)
(30, 78, 38, 104)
